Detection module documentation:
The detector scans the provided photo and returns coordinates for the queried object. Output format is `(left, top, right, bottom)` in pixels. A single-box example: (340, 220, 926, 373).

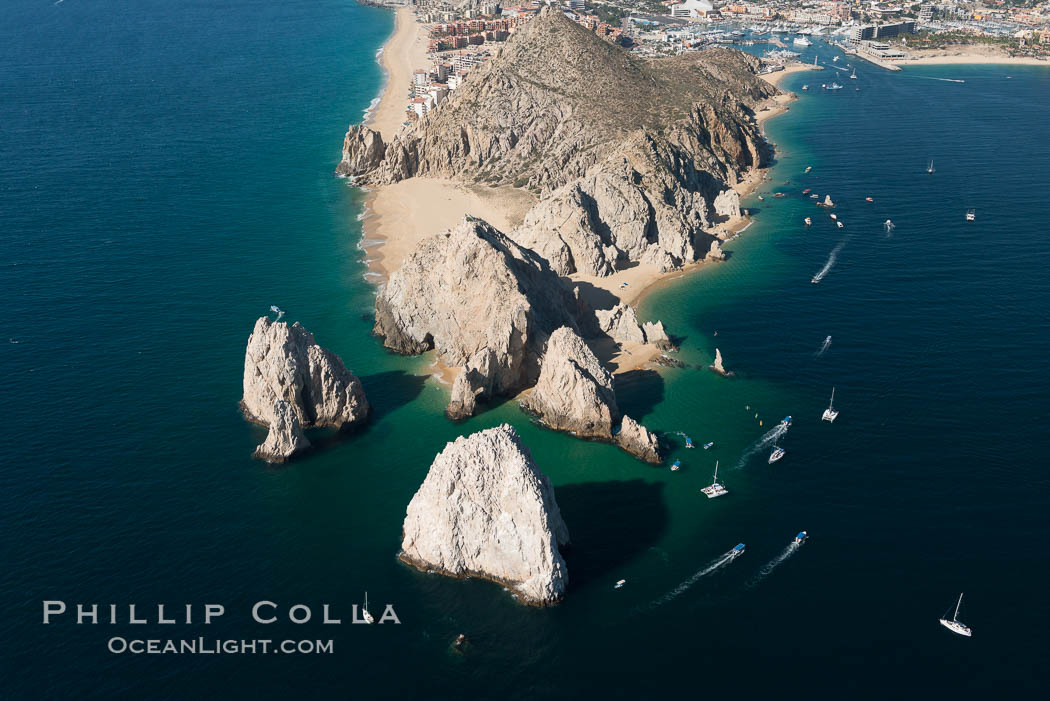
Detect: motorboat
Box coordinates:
(795, 531, 808, 544)
(768, 443, 785, 463)
(671, 459, 681, 472)
(731, 543, 747, 555)
(615, 579, 627, 589)
(804, 217, 812, 226)
(836, 220, 844, 228)
(703, 442, 714, 450)
(966, 209, 976, 222)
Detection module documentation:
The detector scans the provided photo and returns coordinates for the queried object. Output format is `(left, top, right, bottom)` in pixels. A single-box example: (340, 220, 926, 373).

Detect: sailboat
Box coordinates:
(939, 593, 972, 637)
(927, 158, 935, 174)
(701, 460, 729, 498)
(821, 387, 839, 422)
(361, 592, 375, 624)
(768, 438, 785, 463)
(850, 67, 857, 80)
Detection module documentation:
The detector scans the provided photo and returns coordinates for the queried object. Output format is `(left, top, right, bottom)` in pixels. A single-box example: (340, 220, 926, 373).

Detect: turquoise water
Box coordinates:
(3, 3, 1049, 698)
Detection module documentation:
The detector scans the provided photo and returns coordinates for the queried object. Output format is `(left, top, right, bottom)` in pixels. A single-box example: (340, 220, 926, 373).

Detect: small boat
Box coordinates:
(865, 197, 874, 202)
(794, 531, 808, 544)
(685, 436, 695, 449)
(768, 441, 785, 463)
(809, 193, 819, 199)
(774, 192, 785, 198)
(804, 166, 812, 173)
(927, 158, 935, 174)
(671, 459, 681, 472)
(819, 194, 835, 207)
(757, 195, 765, 201)
(828, 82, 843, 90)
(803, 188, 811, 194)
(830, 213, 837, 220)
(939, 593, 972, 637)
(615, 579, 627, 589)
(821, 387, 839, 423)
(832, 56, 839, 62)
(884, 219, 894, 232)
(701, 460, 729, 498)
(703, 441, 714, 450)
(362, 592, 375, 624)
(801, 84, 809, 91)
(836, 220, 844, 229)
(849, 68, 857, 80)
(804, 217, 812, 226)
(781, 415, 792, 426)
(731, 543, 747, 555)
(966, 208, 976, 222)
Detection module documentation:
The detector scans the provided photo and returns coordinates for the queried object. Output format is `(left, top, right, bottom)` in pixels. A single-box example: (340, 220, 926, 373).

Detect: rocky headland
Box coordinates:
(241, 317, 370, 462)
(399, 424, 570, 605)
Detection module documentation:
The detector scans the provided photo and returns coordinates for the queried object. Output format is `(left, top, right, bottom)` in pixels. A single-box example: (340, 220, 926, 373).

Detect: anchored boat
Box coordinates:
(362, 592, 375, 624)
(701, 461, 729, 498)
(821, 387, 839, 422)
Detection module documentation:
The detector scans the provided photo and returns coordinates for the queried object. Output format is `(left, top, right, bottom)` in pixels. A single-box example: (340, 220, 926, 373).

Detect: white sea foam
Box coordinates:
(811, 236, 849, 284)
(649, 549, 741, 607)
(735, 422, 788, 470)
(745, 542, 800, 589)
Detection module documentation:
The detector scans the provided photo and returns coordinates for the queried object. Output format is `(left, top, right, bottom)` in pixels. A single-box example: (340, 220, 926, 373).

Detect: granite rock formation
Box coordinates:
(399, 424, 570, 605)
(241, 317, 370, 461)
(339, 8, 776, 276)
(615, 415, 662, 465)
(520, 327, 618, 440)
(374, 217, 581, 417)
(710, 347, 733, 377)
(706, 239, 727, 262)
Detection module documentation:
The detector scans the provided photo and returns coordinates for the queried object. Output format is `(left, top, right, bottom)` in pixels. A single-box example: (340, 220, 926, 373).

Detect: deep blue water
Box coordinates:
(3, 4, 1050, 698)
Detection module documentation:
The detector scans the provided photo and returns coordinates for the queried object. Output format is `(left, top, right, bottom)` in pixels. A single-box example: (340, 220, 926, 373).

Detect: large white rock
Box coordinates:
(615, 415, 661, 465)
(241, 317, 369, 461)
(520, 327, 618, 440)
(400, 425, 570, 606)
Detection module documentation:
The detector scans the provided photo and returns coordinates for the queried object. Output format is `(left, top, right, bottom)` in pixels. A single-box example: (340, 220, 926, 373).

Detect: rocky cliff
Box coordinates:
(339, 8, 775, 276)
(615, 415, 661, 465)
(520, 327, 618, 440)
(242, 317, 370, 461)
(374, 217, 582, 417)
(399, 424, 570, 605)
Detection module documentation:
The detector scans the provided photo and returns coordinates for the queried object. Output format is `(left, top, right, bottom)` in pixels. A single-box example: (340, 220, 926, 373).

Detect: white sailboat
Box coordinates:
(939, 593, 972, 637)
(361, 592, 375, 624)
(927, 158, 935, 174)
(701, 460, 729, 498)
(821, 387, 839, 422)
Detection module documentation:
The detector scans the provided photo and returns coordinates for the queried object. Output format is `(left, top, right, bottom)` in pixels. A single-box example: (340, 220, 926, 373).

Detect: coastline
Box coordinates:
(893, 54, 1050, 67)
(352, 18, 808, 376)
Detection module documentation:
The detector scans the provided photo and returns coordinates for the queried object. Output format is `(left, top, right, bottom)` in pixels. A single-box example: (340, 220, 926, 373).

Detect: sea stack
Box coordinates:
(399, 425, 570, 606)
(241, 317, 369, 462)
(520, 327, 618, 440)
(615, 415, 662, 465)
(710, 347, 733, 377)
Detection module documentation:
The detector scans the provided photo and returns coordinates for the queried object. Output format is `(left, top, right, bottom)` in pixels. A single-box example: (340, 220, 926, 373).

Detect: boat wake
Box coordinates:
(911, 75, 965, 83)
(649, 549, 741, 607)
(811, 236, 849, 284)
(816, 335, 832, 356)
(735, 422, 788, 470)
(744, 542, 800, 589)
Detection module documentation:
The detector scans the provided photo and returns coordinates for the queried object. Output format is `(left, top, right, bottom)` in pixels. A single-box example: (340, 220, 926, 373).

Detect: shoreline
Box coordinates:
(892, 54, 1050, 67)
(352, 19, 810, 376)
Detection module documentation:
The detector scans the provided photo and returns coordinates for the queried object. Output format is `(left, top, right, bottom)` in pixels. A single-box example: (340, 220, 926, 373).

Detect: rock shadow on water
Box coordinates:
(557, 479, 668, 592)
(359, 369, 427, 419)
(613, 369, 664, 421)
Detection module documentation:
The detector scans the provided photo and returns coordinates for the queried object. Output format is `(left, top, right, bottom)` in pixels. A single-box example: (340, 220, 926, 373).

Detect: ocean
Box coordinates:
(3, 2, 1049, 698)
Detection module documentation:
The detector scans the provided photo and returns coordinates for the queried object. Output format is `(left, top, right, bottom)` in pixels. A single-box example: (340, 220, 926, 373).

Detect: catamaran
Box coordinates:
(362, 592, 375, 624)
(939, 593, 972, 637)
(701, 460, 729, 498)
(821, 387, 839, 422)
(927, 158, 935, 174)
(768, 438, 785, 463)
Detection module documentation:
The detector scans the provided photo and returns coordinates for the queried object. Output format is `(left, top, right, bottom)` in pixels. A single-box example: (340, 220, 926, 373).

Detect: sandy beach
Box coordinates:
(891, 48, 1050, 68)
(355, 13, 807, 377)
(367, 7, 429, 141)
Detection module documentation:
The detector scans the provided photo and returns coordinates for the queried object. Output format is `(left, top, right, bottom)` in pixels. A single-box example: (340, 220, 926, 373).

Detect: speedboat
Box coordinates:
(768, 445, 785, 463)
(732, 543, 747, 555)
(781, 416, 792, 426)
(757, 195, 765, 201)
(802, 188, 811, 194)
(865, 197, 874, 202)
(939, 593, 972, 637)
(830, 213, 837, 220)
(615, 579, 627, 589)
(804, 217, 812, 226)
(795, 531, 808, 544)
(966, 209, 976, 222)
(837, 221, 844, 229)
(671, 459, 681, 472)
(804, 166, 812, 173)
(703, 441, 714, 450)
(685, 436, 695, 449)
(802, 84, 809, 91)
